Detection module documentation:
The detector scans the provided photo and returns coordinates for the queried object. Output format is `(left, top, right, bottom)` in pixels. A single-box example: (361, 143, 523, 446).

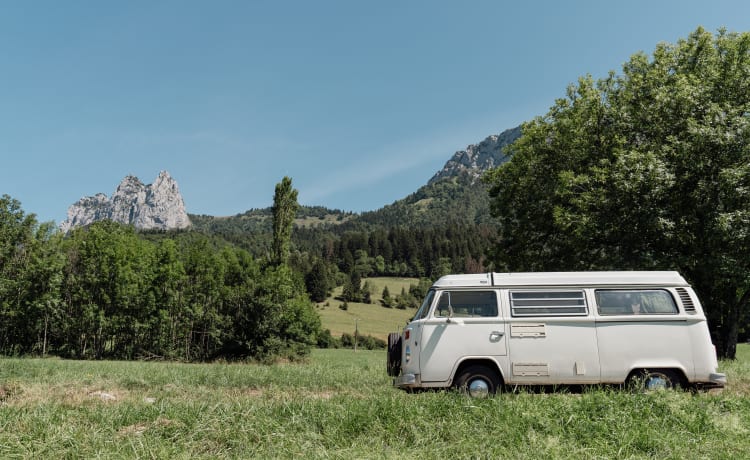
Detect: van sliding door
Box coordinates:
(506, 290, 600, 385)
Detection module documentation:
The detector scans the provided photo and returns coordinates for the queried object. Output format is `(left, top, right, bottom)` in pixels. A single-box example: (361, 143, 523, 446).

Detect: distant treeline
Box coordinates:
(189, 174, 497, 283)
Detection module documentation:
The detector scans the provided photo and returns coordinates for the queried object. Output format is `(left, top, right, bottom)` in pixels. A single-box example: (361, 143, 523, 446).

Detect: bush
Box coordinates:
(316, 329, 340, 348)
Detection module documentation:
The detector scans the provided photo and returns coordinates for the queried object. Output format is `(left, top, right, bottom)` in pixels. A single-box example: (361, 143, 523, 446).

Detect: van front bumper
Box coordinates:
(394, 373, 420, 388)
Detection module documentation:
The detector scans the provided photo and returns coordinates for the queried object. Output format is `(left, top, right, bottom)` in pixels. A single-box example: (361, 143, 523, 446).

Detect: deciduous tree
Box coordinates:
(485, 27, 750, 358)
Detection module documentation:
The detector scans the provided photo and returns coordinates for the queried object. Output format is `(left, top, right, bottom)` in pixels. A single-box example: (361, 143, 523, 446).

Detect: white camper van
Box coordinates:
(387, 272, 726, 396)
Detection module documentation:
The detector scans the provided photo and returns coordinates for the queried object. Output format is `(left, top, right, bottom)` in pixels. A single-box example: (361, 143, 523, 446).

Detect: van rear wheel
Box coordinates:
(628, 369, 682, 392)
(454, 365, 501, 398)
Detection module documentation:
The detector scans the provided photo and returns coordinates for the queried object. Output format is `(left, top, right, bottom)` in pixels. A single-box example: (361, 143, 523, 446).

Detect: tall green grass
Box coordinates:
(1, 346, 748, 458)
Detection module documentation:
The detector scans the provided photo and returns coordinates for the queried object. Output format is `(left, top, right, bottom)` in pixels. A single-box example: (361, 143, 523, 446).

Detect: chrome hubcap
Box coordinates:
(645, 375, 668, 391)
(468, 379, 490, 398)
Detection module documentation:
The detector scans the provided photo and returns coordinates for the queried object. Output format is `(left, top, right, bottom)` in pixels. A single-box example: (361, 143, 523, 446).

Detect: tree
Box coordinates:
(485, 27, 750, 358)
(61, 221, 159, 359)
(342, 270, 362, 302)
(361, 280, 372, 304)
(0, 195, 46, 355)
(271, 177, 299, 266)
(305, 258, 332, 303)
(381, 285, 393, 308)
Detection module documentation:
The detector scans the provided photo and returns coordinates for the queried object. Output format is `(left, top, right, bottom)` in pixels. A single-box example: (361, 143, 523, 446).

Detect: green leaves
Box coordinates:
(271, 176, 299, 266)
(486, 27, 750, 357)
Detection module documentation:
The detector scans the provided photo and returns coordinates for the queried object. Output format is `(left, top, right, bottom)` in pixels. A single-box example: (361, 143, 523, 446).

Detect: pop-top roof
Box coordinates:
(431, 271, 688, 288)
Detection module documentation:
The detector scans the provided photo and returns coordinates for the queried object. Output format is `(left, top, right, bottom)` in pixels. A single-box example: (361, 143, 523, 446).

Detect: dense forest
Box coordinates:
(190, 173, 496, 279)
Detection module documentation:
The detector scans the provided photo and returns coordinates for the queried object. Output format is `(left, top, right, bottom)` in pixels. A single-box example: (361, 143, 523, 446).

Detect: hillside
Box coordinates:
(187, 126, 522, 275)
(190, 125, 522, 233)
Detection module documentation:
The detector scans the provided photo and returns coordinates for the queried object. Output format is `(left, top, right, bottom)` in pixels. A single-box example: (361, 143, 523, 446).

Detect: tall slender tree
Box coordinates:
(271, 176, 299, 266)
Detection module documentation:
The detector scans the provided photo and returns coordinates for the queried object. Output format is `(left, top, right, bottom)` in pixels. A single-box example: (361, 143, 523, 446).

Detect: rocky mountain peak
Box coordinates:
(60, 171, 191, 233)
(428, 126, 521, 184)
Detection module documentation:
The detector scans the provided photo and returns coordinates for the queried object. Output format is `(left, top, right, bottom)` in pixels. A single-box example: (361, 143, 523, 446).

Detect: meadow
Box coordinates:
(315, 277, 419, 341)
(1, 345, 749, 459)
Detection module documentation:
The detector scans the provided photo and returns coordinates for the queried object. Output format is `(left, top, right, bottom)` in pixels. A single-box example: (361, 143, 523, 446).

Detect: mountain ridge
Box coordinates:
(189, 125, 522, 231)
(62, 125, 522, 234)
(60, 171, 191, 233)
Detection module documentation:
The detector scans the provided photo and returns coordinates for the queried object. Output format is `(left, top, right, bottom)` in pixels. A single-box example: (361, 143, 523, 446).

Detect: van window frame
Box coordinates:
(433, 290, 499, 318)
(509, 289, 588, 317)
(413, 289, 436, 321)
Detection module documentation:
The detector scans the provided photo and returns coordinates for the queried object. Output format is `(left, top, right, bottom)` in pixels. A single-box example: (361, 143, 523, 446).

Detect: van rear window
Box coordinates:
(595, 290, 678, 315)
(510, 291, 587, 317)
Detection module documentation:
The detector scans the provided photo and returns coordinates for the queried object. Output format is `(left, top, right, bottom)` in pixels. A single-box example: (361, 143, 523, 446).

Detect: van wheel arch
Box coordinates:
(626, 368, 687, 391)
(452, 360, 504, 397)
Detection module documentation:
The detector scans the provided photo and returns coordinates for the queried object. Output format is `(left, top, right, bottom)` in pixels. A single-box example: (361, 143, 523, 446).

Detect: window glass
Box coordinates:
(434, 291, 498, 318)
(595, 289, 678, 315)
(413, 290, 435, 321)
(510, 290, 587, 316)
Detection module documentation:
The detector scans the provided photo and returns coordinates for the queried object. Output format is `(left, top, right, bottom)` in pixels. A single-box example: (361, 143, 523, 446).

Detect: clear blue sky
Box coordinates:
(3, 1, 750, 224)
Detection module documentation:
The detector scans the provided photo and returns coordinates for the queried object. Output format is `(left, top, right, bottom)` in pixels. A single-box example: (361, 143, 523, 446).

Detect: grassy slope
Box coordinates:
(316, 277, 418, 340)
(0, 346, 748, 458)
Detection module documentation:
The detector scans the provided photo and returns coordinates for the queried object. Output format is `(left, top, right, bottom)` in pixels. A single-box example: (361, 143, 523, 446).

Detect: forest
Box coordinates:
(0, 183, 323, 362)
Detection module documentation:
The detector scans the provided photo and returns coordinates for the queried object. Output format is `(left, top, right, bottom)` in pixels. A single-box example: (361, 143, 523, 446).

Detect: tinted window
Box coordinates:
(595, 289, 678, 315)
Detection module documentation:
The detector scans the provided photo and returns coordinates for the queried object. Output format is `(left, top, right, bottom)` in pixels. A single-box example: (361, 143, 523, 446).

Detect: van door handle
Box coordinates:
(490, 331, 504, 341)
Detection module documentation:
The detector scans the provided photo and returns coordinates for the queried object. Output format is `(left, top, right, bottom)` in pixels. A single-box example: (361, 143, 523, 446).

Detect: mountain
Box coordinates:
(60, 171, 191, 233)
(68, 126, 521, 241)
(428, 126, 521, 185)
(352, 126, 522, 228)
(188, 125, 523, 235)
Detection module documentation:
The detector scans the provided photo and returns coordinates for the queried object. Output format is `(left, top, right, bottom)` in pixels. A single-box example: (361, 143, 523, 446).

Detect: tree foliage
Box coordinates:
(0, 194, 320, 362)
(485, 27, 750, 358)
(271, 176, 299, 266)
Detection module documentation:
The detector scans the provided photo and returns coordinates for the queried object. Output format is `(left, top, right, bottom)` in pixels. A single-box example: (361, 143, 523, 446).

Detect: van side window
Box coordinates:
(434, 291, 498, 318)
(510, 291, 587, 316)
(595, 290, 678, 315)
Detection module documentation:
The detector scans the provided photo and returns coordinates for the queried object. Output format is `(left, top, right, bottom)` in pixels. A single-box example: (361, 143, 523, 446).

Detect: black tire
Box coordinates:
(454, 365, 501, 398)
(387, 332, 402, 377)
(627, 369, 682, 392)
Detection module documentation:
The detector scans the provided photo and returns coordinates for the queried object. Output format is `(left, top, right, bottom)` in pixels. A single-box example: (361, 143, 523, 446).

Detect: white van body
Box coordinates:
(389, 272, 726, 394)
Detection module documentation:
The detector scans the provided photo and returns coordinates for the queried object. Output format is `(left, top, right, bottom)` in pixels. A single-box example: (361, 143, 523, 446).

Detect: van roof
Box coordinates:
(432, 271, 689, 288)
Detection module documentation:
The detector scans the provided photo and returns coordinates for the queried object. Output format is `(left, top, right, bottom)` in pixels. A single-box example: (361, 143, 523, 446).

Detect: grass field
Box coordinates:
(316, 277, 419, 341)
(1, 345, 749, 458)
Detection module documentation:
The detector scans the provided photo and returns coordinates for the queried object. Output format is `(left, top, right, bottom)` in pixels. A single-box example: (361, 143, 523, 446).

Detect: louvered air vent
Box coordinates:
(676, 288, 697, 314)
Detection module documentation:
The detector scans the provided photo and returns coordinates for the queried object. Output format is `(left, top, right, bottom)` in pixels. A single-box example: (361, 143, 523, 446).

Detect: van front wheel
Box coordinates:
(454, 365, 501, 398)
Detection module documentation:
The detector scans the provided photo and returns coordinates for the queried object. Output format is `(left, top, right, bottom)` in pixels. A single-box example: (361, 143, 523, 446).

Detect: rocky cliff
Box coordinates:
(60, 171, 191, 233)
(428, 125, 521, 184)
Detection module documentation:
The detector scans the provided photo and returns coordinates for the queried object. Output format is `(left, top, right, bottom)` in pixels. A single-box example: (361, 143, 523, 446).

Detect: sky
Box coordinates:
(3, 1, 750, 225)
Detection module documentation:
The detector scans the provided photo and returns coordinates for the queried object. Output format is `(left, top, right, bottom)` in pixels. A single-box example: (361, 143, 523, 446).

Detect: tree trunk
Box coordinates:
(724, 288, 750, 360)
